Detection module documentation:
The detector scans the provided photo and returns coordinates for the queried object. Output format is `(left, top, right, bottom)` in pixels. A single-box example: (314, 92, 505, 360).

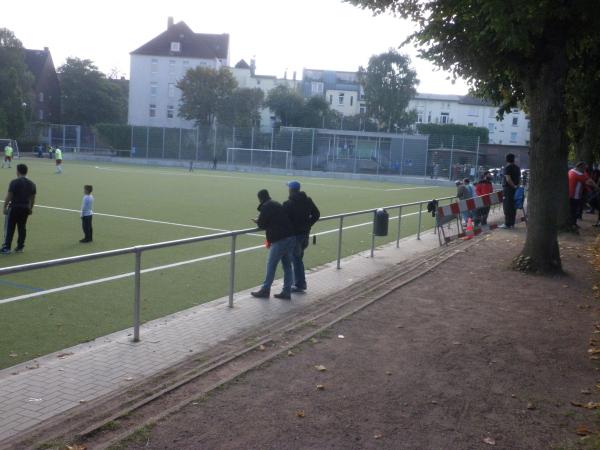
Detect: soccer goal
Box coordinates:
(226, 147, 292, 170)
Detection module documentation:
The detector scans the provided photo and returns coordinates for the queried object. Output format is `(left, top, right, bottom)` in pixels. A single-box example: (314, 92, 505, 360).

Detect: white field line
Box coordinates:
(0, 211, 423, 305)
(92, 165, 441, 192)
(0, 201, 264, 238)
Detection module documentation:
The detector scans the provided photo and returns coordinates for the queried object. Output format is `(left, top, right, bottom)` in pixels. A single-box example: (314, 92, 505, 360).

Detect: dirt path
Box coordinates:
(122, 222, 600, 450)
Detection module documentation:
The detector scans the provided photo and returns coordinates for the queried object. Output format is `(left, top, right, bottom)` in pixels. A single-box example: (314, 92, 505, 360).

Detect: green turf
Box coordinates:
(0, 158, 454, 368)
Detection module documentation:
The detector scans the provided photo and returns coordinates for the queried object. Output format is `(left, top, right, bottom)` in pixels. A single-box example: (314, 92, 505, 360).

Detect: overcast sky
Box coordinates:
(7, 0, 469, 95)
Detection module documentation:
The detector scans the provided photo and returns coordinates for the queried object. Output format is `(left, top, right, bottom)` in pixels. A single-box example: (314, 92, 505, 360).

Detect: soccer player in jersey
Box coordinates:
(54, 146, 63, 173)
(2, 141, 13, 168)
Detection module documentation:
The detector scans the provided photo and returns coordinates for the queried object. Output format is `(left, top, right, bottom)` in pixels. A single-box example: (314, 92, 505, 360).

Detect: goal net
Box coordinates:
(226, 147, 291, 170)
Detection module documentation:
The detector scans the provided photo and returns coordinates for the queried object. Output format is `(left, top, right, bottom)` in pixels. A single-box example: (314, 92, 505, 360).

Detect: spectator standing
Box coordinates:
(568, 162, 598, 229)
(251, 189, 295, 300)
(2, 141, 13, 168)
(475, 173, 494, 225)
(283, 181, 320, 292)
(80, 185, 94, 243)
(457, 178, 474, 224)
(500, 153, 521, 229)
(1, 164, 36, 254)
(54, 147, 63, 173)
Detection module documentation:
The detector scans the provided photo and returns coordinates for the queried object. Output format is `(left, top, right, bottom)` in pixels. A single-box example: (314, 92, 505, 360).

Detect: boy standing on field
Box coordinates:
(80, 185, 94, 243)
(54, 146, 63, 173)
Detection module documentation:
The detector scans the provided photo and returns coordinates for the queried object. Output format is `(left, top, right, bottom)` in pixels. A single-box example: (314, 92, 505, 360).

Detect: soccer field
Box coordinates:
(0, 158, 454, 369)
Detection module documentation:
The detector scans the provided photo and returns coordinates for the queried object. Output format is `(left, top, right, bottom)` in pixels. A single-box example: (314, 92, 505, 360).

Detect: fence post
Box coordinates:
(370, 211, 376, 257)
(232, 126, 236, 151)
(178, 128, 182, 160)
(336, 216, 344, 269)
(376, 137, 381, 176)
(475, 136, 480, 176)
(145, 127, 149, 158)
(62, 124, 66, 149)
(228, 235, 237, 308)
(195, 127, 199, 161)
(212, 125, 217, 160)
(396, 206, 402, 248)
(353, 135, 358, 173)
(270, 128, 274, 150)
(290, 129, 294, 168)
(423, 136, 429, 178)
(417, 203, 423, 240)
(449, 135, 455, 180)
(251, 127, 255, 149)
(310, 128, 315, 172)
(162, 127, 166, 159)
(133, 249, 142, 342)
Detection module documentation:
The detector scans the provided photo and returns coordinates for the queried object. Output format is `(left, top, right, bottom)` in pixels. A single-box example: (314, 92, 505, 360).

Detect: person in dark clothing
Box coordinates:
(500, 153, 521, 229)
(2, 164, 36, 254)
(283, 181, 320, 292)
(251, 189, 295, 300)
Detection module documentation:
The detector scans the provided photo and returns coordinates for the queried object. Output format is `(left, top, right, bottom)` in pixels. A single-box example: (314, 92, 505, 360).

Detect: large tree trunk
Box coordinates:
(517, 48, 569, 274)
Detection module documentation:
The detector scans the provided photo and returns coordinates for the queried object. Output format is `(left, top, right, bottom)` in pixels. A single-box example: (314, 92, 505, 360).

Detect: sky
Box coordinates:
(6, 0, 470, 95)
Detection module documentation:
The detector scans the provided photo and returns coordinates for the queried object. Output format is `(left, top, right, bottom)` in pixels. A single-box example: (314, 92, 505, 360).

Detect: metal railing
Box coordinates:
(0, 195, 455, 342)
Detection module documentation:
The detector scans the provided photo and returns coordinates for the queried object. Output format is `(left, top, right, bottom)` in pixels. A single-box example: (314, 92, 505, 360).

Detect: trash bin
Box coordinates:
(373, 208, 389, 236)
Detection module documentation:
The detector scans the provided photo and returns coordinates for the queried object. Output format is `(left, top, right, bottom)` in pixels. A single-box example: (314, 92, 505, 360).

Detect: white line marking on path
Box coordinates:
(92, 165, 442, 192)
(0, 211, 423, 305)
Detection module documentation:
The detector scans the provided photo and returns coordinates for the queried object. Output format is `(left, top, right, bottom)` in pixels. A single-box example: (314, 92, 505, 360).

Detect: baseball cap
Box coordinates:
(287, 180, 301, 190)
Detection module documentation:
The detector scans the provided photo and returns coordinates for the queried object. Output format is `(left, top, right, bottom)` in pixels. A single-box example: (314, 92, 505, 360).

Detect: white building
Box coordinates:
(301, 69, 366, 117)
(128, 18, 230, 128)
(408, 93, 531, 146)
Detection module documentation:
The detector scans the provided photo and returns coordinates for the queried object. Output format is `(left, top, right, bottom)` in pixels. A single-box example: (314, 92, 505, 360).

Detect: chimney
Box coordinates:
(250, 57, 256, 76)
(43, 46, 49, 52)
(168, 17, 174, 29)
(293, 71, 297, 81)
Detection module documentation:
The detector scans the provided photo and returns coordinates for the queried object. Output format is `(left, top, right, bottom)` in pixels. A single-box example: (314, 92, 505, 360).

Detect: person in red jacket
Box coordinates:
(475, 173, 494, 225)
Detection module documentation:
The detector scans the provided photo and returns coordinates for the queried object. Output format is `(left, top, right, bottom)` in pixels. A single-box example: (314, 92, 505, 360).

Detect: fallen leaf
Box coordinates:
(576, 425, 591, 436)
(57, 352, 73, 359)
(258, 344, 266, 351)
(296, 410, 305, 418)
(483, 437, 496, 445)
(26, 398, 42, 403)
(125, 377, 133, 381)
(287, 350, 294, 357)
(385, 371, 393, 376)
(310, 338, 319, 344)
(452, 341, 461, 345)
(526, 402, 536, 410)
(588, 348, 600, 355)
(337, 335, 345, 339)
(66, 445, 87, 450)
(511, 394, 517, 398)
(374, 434, 382, 439)
(316, 384, 325, 390)
(8, 353, 17, 358)
(314, 365, 327, 372)
(593, 286, 599, 291)
(581, 389, 592, 395)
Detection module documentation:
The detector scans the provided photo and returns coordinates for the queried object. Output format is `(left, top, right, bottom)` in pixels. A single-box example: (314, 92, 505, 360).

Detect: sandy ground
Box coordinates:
(124, 220, 600, 450)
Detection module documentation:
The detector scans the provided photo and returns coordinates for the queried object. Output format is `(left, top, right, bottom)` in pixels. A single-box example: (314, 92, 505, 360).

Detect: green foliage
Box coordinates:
(177, 67, 238, 126)
(358, 49, 418, 131)
(0, 28, 33, 138)
(416, 123, 489, 144)
(218, 87, 264, 127)
(265, 85, 305, 127)
(95, 123, 131, 149)
(59, 58, 127, 125)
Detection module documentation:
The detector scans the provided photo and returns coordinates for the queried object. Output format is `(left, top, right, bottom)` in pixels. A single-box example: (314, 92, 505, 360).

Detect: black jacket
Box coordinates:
(256, 199, 294, 243)
(283, 191, 320, 235)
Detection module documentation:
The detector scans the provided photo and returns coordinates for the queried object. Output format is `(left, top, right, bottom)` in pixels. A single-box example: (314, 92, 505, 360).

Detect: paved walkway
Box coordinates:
(0, 224, 454, 444)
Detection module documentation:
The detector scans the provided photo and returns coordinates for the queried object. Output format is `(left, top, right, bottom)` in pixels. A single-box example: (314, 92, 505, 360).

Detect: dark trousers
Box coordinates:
(3, 207, 29, 250)
(81, 215, 93, 241)
(569, 198, 582, 227)
(503, 187, 516, 227)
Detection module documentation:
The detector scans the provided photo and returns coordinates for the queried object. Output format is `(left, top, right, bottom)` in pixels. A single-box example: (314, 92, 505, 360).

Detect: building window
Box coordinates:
(150, 81, 158, 96)
(311, 81, 323, 95)
(427, 112, 432, 123)
(488, 123, 495, 133)
(512, 108, 519, 113)
(525, 140, 530, 146)
(168, 83, 175, 98)
(170, 42, 181, 52)
(38, 92, 44, 102)
(169, 60, 176, 75)
(359, 105, 366, 114)
(467, 122, 474, 127)
(350, 96, 354, 107)
(338, 93, 344, 105)
(512, 117, 518, 126)
(440, 112, 450, 124)
(510, 132, 518, 143)
(416, 106, 424, 123)
(151, 59, 158, 74)
(149, 104, 157, 117)
(38, 109, 44, 120)
(167, 105, 174, 119)
(182, 60, 189, 74)
(468, 107, 478, 117)
(488, 108, 495, 118)
(527, 121, 531, 130)
(329, 95, 333, 105)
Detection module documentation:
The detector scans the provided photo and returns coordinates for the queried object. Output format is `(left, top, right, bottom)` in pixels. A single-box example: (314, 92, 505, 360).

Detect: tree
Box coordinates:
(59, 58, 126, 125)
(265, 85, 305, 127)
(218, 87, 264, 127)
(177, 67, 237, 127)
(345, 0, 600, 273)
(358, 49, 419, 131)
(0, 28, 33, 137)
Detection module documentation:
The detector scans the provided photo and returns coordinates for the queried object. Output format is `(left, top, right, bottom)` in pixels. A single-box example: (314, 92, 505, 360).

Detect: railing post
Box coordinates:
(417, 203, 423, 240)
(133, 249, 142, 342)
(396, 206, 402, 248)
(228, 234, 236, 308)
(336, 216, 344, 269)
(370, 211, 376, 257)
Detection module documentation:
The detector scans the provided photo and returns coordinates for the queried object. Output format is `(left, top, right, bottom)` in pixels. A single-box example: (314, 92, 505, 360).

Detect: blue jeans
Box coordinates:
(261, 236, 295, 293)
(292, 234, 309, 289)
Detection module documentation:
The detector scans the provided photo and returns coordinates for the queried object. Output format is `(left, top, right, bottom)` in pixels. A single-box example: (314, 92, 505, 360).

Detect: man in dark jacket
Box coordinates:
(251, 189, 295, 300)
(283, 181, 320, 292)
(2, 164, 36, 254)
(500, 153, 521, 229)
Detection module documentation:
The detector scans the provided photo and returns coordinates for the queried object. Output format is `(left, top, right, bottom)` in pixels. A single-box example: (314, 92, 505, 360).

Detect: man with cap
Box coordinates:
(251, 189, 296, 300)
(283, 180, 320, 292)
